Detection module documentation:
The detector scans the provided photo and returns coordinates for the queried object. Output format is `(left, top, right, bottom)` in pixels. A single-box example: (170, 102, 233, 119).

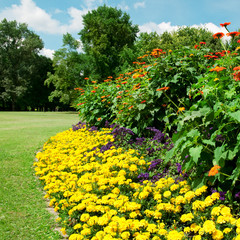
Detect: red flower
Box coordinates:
(220, 22, 231, 27)
(238, 40, 240, 43)
(91, 90, 96, 93)
(226, 32, 240, 37)
(213, 32, 225, 39)
(199, 42, 206, 45)
(194, 45, 199, 49)
(140, 100, 146, 103)
(121, 81, 127, 84)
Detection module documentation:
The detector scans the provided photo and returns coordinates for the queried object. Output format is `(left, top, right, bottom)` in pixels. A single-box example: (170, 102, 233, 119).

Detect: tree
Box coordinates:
(159, 27, 222, 51)
(79, 5, 139, 79)
(0, 18, 43, 110)
(135, 32, 161, 55)
(45, 33, 87, 106)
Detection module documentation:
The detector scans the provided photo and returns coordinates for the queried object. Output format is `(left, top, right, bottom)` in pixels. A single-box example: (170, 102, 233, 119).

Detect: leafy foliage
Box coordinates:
(79, 4, 139, 79)
(0, 18, 43, 110)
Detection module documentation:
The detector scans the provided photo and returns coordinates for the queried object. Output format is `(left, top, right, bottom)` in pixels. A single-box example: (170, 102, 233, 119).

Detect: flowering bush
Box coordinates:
(75, 45, 220, 135)
(35, 125, 240, 240)
(166, 23, 240, 201)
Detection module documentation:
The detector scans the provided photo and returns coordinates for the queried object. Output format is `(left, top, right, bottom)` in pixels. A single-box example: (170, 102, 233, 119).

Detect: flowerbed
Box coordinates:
(35, 124, 240, 240)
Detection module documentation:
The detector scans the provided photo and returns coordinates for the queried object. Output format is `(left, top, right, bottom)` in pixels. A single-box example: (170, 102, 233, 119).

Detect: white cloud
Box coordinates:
(139, 21, 231, 42)
(54, 9, 63, 14)
(82, 0, 104, 9)
(139, 22, 179, 35)
(117, 2, 129, 11)
(39, 48, 55, 59)
(0, 0, 88, 34)
(134, 2, 145, 9)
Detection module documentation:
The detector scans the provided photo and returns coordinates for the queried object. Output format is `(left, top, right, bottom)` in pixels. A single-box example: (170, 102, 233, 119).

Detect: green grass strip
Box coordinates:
(0, 112, 79, 240)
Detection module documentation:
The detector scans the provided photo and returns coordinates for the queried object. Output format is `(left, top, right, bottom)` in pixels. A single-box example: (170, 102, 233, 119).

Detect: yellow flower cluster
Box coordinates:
(34, 126, 240, 239)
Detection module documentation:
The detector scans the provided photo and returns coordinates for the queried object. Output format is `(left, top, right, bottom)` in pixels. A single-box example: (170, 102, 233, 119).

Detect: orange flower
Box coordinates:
(91, 81, 97, 83)
(213, 32, 225, 39)
(220, 22, 231, 27)
(226, 32, 240, 37)
(209, 66, 226, 72)
(116, 96, 122, 99)
(156, 87, 170, 91)
(208, 165, 221, 176)
(177, 107, 185, 114)
(233, 66, 240, 71)
(84, 77, 89, 80)
(128, 106, 133, 109)
(97, 118, 102, 121)
(121, 81, 127, 84)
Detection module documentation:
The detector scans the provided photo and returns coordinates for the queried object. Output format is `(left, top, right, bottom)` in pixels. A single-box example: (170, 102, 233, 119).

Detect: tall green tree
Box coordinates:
(45, 33, 87, 106)
(79, 5, 139, 79)
(0, 18, 43, 110)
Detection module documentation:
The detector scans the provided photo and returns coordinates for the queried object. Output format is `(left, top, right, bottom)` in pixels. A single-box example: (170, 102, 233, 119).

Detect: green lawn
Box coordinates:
(0, 112, 79, 240)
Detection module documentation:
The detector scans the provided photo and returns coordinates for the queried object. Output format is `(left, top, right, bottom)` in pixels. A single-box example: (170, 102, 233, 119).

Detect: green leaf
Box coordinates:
(228, 111, 240, 123)
(202, 139, 215, 147)
(187, 129, 200, 138)
(189, 146, 203, 164)
(213, 145, 227, 166)
(138, 104, 146, 110)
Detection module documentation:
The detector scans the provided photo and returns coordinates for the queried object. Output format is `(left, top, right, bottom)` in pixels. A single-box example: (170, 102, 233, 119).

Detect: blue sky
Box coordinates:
(0, 0, 239, 58)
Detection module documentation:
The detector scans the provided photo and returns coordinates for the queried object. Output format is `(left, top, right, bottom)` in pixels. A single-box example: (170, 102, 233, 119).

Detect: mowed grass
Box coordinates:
(0, 112, 79, 240)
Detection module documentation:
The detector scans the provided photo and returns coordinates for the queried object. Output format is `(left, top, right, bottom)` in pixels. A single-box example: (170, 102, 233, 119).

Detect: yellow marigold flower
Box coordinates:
(167, 230, 184, 240)
(73, 223, 82, 230)
(220, 206, 231, 217)
(217, 215, 227, 224)
(121, 231, 130, 239)
(158, 228, 167, 236)
(69, 234, 84, 240)
(211, 206, 221, 216)
(195, 185, 208, 196)
(198, 228, 204, 235)
(175, 195, 186, 205)
(192, 200, 205, 211)
(184, 227, 191, 233)
(129, 164, 138, 171)
(129, 211, 138, 218)
(212, 229, 224, 240)
(184, 191, 195, 202)
(223, 227, 232, 234)
(193, 235, 201, 240)
(170, 184, 179, 191)
(236, 235, 240, 240)
(146, 223, 158, 233)
(80, 213, 90, 222)
(163, 191, 171, 198)
(180, 213, 194, 223)
(211, 192, 220, 200)
(60, 227, 67, 235)
(152, 237, 161, 240)
(190, 223, 201, 233)
(203, 220, 216, 234)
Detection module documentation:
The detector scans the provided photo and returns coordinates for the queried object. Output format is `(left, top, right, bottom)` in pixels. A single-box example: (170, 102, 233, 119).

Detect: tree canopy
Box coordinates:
(0, 18, 44, 110)
(79, 5, 139, 79)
